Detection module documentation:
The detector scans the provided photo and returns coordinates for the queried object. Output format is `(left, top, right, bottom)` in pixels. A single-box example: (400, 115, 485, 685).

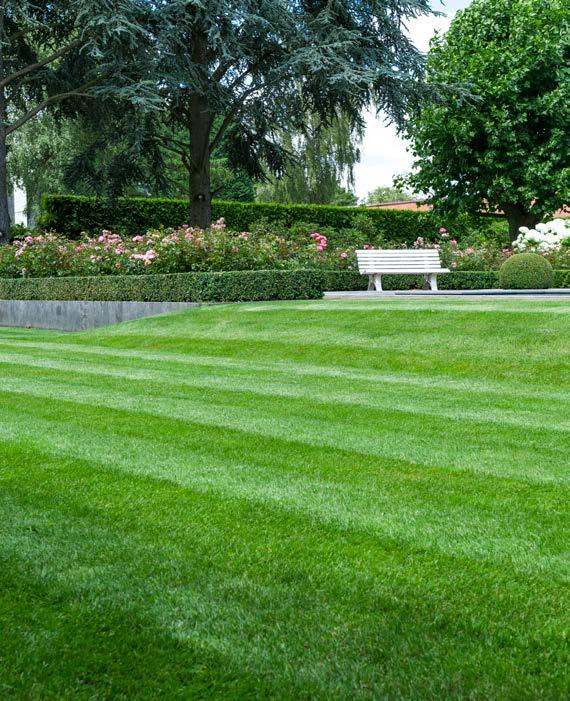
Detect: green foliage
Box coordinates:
(0, 270, 325, 303)
(329, 187, 359, 207)
(256, 113, 361, 205)
(119, 0, 438, 227)
(0, 0, 165, 242)
(40, 194, 508, 245)
(402, 0, 570, 237)
(499, 253, 554, 289)
(0, 267, 567, 304)
(555, 269, 570, 288)
(8, 115, 78, 221)
(366, 186, 413, 205)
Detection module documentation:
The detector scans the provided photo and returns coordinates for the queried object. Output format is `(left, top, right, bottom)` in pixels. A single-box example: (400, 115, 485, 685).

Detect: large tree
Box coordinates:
(0, 0, 153, 242)
(401, 0, 570, 241)
(147, 0, 434, 228)
(256, 112, 361, 205)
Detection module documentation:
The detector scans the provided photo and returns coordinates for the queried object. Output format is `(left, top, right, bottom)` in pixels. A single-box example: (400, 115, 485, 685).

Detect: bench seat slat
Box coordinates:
(358, 258, 442, 263)
(359, 252, 439, 260)
(360, 268, 449, 273)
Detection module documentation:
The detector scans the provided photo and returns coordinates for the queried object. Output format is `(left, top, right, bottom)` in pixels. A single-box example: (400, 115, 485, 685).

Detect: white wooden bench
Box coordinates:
(356, 249, 450, 291)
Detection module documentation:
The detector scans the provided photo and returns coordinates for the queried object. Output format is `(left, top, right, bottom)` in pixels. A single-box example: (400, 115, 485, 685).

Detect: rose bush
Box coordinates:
(1, 218, 567, 279)
(0, 220, 356, 278)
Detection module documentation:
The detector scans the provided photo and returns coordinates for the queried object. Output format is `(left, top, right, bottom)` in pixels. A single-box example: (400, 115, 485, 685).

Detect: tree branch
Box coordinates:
(0, 38, 84, 89)
(209, 80, 274, 154)
(159, 134, 190, 152)
(153, 137, 186, 159)
(6, 86, 94, 135)
(209, 110, 236, 155)
(211, 60, 234, 82)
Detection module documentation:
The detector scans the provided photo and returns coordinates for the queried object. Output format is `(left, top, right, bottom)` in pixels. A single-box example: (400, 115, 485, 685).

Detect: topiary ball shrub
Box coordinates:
(499, 253, 553, 289)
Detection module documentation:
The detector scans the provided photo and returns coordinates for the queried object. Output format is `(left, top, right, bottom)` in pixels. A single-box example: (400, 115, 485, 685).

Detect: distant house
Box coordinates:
(367, 200, 570, 218)
(366, 200, 433, 212)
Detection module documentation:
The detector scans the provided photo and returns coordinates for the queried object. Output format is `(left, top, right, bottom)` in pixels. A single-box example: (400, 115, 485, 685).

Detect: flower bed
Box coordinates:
(2, 218, 567, 281)
(0, 220, 356, 278)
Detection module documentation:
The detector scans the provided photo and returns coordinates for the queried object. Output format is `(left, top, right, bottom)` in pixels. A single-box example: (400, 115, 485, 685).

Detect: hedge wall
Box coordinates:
(325, 270, 568, 291)
(554, 269, 570, 288)
(3, 268, 565, 303)
(39, 194, 508, 246)
(0, 270, 324, 303)
(319, 270, 502, 292)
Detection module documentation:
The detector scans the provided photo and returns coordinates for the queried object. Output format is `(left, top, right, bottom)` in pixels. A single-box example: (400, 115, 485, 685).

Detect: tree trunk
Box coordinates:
(187, 29, 212, 230)
(0, 122, 10, 244)
(503, 204, 540, 243)
(0, 4, 10, 244)
(188, 98, 211, 229)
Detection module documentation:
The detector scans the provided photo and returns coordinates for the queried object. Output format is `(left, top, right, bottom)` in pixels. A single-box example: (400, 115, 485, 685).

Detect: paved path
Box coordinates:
(324, 289, 570, 301)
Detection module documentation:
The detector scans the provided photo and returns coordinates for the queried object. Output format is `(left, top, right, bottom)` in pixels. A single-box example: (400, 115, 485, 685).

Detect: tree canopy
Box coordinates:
(3, 0, 437, 235)
(256, 112, 361, 205)
(366, 185, 413, 205)
(0, 0, 154, 241)
(142, 0, 435, 227)
(401, 0, 570, 240)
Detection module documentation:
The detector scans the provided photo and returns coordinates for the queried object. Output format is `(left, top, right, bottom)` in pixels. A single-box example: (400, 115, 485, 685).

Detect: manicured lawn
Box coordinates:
(0, 298, 568, 700)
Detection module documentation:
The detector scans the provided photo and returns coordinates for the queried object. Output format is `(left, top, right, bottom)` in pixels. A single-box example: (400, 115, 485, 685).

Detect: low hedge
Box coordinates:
(325, 270, 569, 291)
(554, 269, 570, 288)
(320, 270, 502, 292)
(0, 270, 325, 303)
(1, 269, 566, 303)
(39, 194, 508, 245)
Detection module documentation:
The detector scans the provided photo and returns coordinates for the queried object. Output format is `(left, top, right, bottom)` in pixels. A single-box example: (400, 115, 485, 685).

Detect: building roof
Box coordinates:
(366, 201, 570, 218)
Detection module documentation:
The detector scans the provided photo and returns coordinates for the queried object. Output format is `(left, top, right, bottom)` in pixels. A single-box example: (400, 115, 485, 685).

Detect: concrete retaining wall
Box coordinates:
(0, 300, 198, 331)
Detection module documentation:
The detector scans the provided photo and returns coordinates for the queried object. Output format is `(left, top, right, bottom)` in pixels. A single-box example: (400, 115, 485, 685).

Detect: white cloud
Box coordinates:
(353, 12, 455, 201)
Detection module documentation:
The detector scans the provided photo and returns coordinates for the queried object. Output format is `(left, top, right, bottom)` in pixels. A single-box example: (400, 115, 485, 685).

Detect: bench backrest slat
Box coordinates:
(356, 248, 445, 273)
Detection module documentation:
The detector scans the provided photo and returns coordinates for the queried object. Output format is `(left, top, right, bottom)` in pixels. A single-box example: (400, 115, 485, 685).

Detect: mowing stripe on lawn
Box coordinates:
(0, 299, 568, 700)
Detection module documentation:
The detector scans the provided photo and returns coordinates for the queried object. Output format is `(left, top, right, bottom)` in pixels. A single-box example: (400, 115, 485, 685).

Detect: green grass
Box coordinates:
(0, 298, 568, 700)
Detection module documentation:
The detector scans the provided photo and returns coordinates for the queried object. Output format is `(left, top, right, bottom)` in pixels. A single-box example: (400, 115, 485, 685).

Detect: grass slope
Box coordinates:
(0, 299, 568, 700)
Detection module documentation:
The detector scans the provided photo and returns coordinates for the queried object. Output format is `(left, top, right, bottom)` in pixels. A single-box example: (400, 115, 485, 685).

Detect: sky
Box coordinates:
(353, 0, 473, 201)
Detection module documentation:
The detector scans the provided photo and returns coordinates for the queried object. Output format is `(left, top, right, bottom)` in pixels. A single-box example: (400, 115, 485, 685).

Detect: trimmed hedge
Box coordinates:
(555, 269, 570, 288)
(4, 268, 566, 304)
(325, 269, 570, 291)
(0, 270, 325, 303)
(39, 194, 508, 245)
(321, 270, 502, 292)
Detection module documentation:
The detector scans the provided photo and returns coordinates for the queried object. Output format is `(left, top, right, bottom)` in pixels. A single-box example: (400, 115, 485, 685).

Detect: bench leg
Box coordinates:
(428, 273, 438, 291)
(373, 274, 383, 292)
